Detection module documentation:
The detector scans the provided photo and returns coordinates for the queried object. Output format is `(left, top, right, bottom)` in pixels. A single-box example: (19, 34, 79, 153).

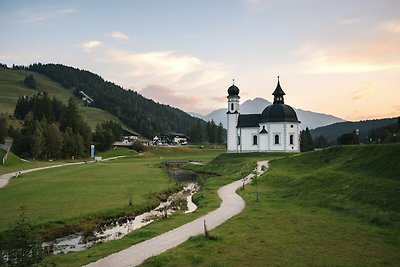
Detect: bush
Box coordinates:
(0, 210, 44, 266)
(131, 141, 145, 152)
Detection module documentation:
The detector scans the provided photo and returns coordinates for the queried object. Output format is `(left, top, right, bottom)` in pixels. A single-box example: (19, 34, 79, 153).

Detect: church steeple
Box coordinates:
(272, 76, 285, 104)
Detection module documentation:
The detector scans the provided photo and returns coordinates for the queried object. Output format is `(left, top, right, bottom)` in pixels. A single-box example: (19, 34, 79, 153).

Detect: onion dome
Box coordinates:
(227, 79, 240, 96)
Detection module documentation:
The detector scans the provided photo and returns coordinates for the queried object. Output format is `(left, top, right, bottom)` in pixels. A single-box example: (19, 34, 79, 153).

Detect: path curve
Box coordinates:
(0, 156, 128, 189)
(86, 160, 269, 267)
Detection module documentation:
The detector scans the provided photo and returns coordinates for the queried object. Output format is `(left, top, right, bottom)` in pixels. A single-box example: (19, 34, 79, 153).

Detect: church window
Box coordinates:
(238, 136, 240, 145)
(290, 134, 294, 145)
(274, 134, 280, 144)
(290, 125, 294, 128)
(231, 103, 234, 111)
(253, 135, 258, 145)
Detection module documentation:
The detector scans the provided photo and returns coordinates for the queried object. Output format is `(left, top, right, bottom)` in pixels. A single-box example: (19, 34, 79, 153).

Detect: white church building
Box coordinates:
(227, 77, 300, 153)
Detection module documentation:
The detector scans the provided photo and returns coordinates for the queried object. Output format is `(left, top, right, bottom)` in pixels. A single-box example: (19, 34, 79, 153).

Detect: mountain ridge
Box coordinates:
(190, 98, 345, 130)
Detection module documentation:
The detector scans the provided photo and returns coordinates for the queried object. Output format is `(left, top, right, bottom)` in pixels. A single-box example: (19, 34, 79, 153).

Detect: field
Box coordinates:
(143, 144, 400, 266)
(2, 145, 399, 266)
(0, 68, 121, 130)
(41, 151, 285, 266)
(0, 148, 222, 238)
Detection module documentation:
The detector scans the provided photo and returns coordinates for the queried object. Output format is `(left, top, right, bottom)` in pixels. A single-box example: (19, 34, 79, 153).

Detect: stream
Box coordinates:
(43, 183, 199, 254)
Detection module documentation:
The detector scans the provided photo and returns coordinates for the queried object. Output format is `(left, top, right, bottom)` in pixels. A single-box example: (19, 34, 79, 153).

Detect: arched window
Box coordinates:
(290, 134, 294, 145)
(231, 103, 234, 111)
(274, 134, 280, 144)
(253, 135, 258, 145)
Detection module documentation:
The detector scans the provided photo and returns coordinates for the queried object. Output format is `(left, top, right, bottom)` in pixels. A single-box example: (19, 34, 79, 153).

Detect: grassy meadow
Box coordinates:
(41, 151, 285, 266)
(3, 145, 399, 266)
(143, 144, 400, 266)
(0, 68, 121, 130)
(0, 148, 222, 237)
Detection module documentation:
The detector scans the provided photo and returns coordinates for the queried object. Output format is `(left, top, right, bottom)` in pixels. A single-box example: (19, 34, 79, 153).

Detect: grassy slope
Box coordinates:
(0, 68, 121, 130)
(143, 144, 400, 266)
(42, 152, 286, 266)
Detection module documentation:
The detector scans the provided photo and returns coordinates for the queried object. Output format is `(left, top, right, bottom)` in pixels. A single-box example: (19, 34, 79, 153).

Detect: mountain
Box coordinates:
(6, 63, 222, 140)
(310, 117, 399, 144)
(190, 97, 345, 130)
(0, 67, 121, 130)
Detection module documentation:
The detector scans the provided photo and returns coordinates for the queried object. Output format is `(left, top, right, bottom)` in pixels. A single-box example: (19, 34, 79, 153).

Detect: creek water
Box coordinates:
(43, 183, 198, 254)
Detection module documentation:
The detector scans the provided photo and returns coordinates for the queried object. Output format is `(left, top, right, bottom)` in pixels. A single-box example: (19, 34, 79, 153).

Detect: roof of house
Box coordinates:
(122, 126, 140, 136)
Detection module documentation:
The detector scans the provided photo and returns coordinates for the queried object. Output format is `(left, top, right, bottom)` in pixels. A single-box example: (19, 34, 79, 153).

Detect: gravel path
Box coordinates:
(0, 156, 128, 189)
(86, 160, 269, 267)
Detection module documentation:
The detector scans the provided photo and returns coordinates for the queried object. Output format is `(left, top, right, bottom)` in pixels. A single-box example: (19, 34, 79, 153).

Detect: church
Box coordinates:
(227, 77, 300, 153)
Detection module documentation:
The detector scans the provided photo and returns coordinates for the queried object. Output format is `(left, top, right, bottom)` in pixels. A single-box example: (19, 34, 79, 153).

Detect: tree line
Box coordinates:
(6, 93, 121, 159)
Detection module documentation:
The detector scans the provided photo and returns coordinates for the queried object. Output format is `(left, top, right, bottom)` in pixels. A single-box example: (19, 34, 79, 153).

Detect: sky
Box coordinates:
(1, 0, 399, 121)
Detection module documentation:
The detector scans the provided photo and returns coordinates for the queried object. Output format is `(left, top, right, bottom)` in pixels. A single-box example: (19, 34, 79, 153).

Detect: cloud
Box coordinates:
(81, 40, 102, 52)
(17, 8, 75, 23)
(295, 19, 400, 74)
(351, 81, 374, 101)
(80, 42, 229, 113)
(140, 84, 202, 111)
(95, 47, 228, 90)
(111, 31, 129, 41)
(296, 36, 400, 73)
(338, 18, 361, 25)
(382, 20, 400, 33)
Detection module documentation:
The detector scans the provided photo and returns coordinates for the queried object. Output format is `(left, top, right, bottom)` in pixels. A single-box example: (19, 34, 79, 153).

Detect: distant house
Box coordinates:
(78, 90, 94, 105)
(122, 126, 140, 142)
(160, 132, 189, 145)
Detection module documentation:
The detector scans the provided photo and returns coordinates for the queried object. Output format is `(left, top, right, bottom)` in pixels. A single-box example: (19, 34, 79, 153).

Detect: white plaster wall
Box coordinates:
(269, 123, 285, 151)
(239, 127, 259, 152)
(227, 113, 239, 153)
(285, 122, 300, 152)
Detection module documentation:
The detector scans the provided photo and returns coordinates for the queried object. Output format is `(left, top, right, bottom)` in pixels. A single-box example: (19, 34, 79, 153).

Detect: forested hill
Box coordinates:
(23, 63, 209, 139)
(310, 117, 399, 144)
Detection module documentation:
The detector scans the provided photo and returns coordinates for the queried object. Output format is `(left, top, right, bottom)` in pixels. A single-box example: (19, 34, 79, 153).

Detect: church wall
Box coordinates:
(285, 122, 300, 152)
(227, 113, 239, 153)
(239, 127, 259, 152)
(268, 123, 285, 151)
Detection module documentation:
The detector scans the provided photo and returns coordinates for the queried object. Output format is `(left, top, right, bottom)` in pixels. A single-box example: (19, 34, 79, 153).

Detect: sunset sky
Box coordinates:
(1, 0, 399, 121)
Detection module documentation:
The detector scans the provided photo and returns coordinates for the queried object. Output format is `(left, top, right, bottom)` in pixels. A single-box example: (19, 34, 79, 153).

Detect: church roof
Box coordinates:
(227, 81, 240, 96)
(237, 114, 260, 128)
(260, 104, 299, 123)
(272, 77, 285, 96)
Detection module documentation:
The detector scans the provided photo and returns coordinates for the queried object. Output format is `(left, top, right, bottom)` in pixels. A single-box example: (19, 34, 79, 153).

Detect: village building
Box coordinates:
(160, 132, 189, 145)
(227, 77, 300, 153)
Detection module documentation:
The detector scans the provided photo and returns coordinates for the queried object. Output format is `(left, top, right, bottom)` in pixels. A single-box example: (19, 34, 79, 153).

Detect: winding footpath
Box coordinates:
(0, 156, 127, 189)
(86, 160, 269, 267)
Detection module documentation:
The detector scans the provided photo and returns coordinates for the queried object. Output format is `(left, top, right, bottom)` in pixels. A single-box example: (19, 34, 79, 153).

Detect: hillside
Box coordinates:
(191, 97, 345, 130)
(0, 68, 121, 130)
(267, 144, 400, 218)
(23, 63, 214, 139)
(141, 144, 400, 266)
(311, 117, 399, 144)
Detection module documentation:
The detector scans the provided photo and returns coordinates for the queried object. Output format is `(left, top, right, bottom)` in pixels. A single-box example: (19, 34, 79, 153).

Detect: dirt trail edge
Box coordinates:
(85, 160, 269, 267)
(0, 156, 127, 189)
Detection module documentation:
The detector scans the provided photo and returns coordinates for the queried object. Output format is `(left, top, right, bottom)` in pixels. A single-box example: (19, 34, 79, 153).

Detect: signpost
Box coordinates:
(90, 144, 95, 159)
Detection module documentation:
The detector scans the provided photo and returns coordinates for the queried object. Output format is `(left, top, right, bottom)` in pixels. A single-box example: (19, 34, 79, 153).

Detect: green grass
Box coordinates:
(40, 151, 283, 266)
(142, 144, 400, 266)
(0, 151, 58, 175)
(0, 68, 121, 130)
(0, 148, 222, 238)
(0, 150, 5, 161)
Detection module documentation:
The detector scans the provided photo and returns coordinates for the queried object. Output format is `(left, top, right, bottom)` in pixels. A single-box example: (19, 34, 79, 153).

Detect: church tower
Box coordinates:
(227, 80, 240, 153)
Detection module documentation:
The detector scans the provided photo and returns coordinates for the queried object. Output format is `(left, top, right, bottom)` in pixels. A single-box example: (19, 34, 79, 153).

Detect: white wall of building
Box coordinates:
(238, 127, 259, 152)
